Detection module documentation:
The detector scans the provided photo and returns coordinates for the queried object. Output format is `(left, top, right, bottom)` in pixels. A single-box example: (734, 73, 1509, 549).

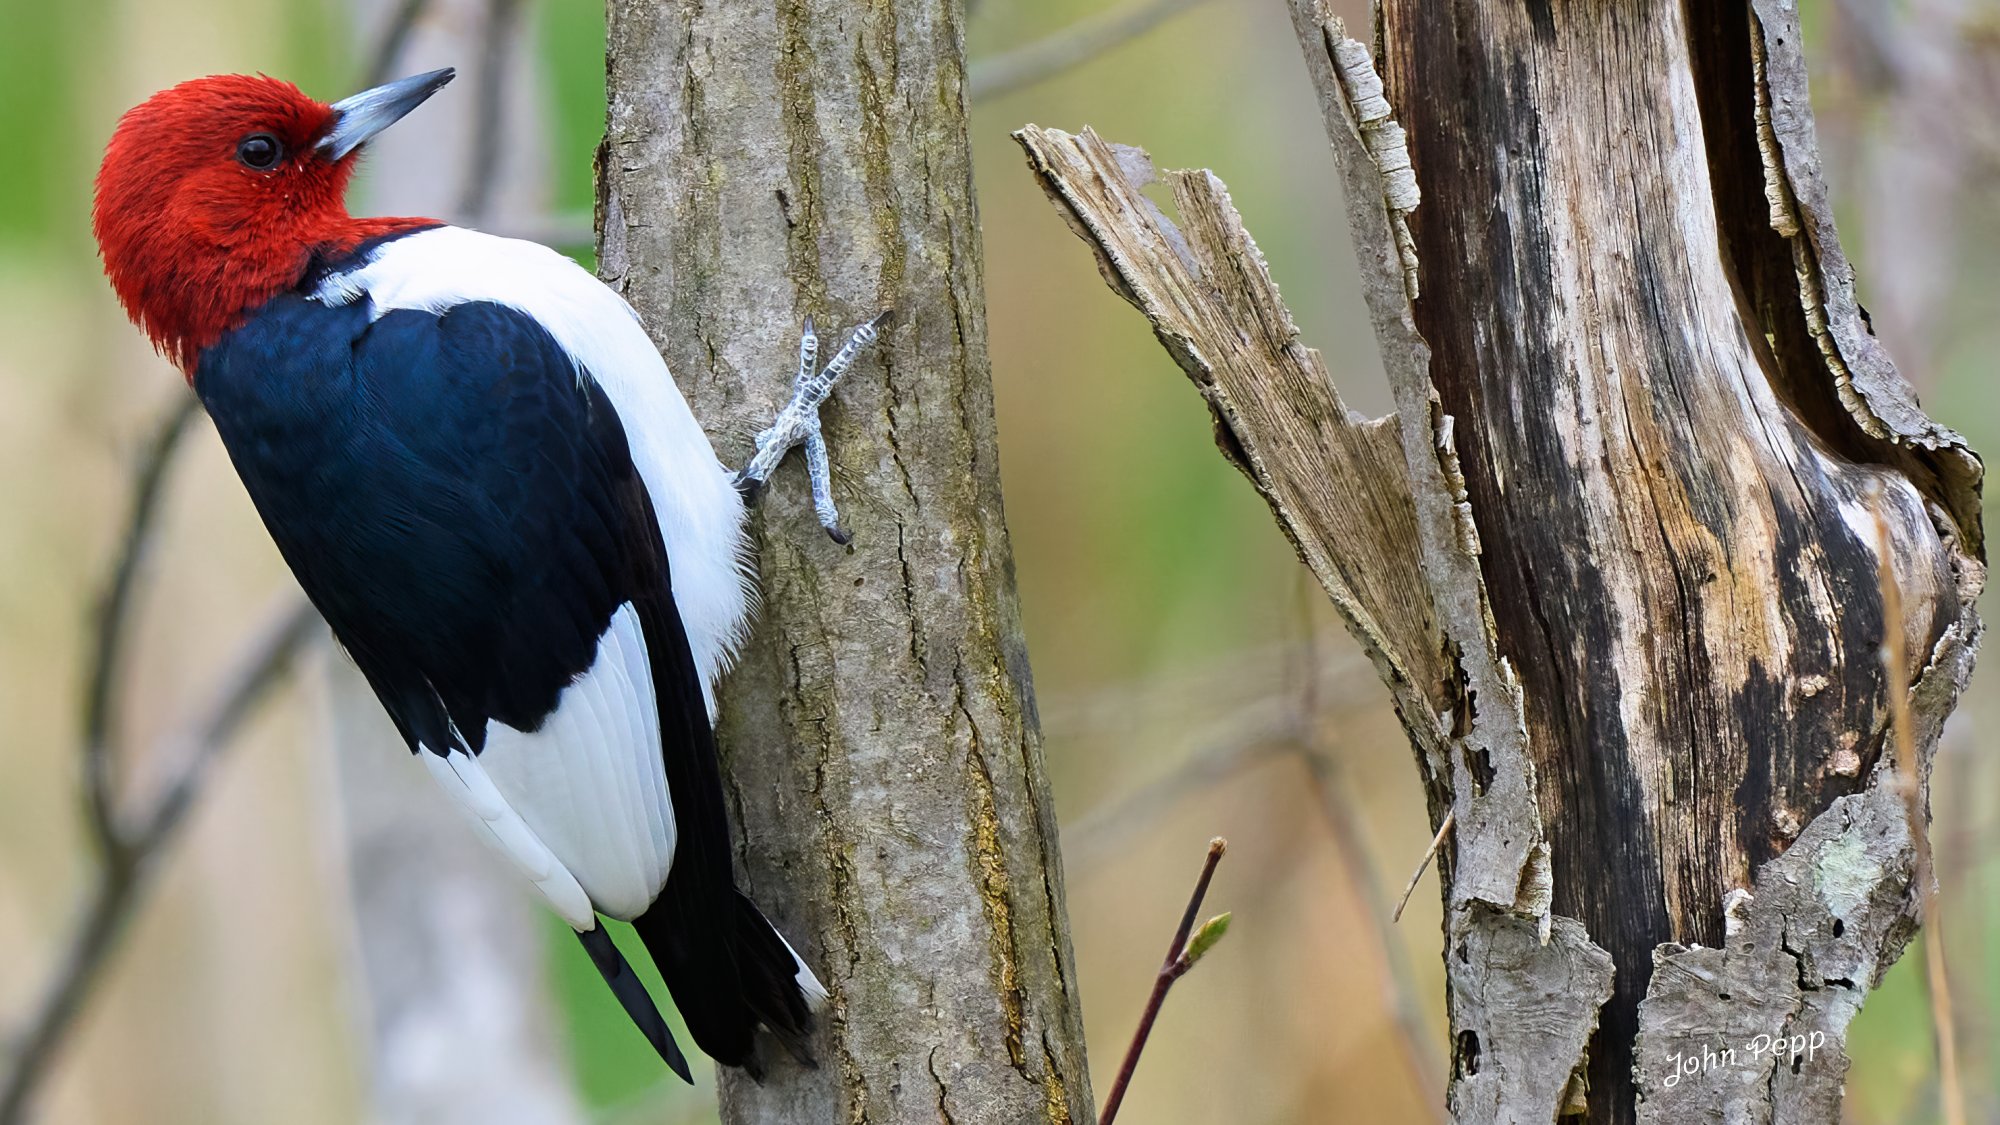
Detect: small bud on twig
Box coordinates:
(1098, 836, 1229, 1125)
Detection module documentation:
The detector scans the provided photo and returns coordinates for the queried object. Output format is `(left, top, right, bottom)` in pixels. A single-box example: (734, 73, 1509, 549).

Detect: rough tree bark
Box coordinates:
(1016, 0, 1984, 1122)
(597, 1, 1094, 1123)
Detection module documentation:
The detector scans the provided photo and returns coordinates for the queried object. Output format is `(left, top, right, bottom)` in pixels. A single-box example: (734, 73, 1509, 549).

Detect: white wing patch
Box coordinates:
(478, 604, 677, 922)
(775, 928, 831, 1013)
(420, 605, 677, 926)
(420, 746, 596, 929)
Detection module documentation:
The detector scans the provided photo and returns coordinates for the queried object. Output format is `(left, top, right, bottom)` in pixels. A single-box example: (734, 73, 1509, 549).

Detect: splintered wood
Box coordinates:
(1013, 125, 1450, 757)
(1017, 103, 1610, 1124)
(1327, 35, 1421, 301)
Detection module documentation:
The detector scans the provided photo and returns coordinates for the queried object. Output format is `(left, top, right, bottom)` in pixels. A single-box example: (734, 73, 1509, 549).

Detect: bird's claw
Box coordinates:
(734, 311, 887, 543)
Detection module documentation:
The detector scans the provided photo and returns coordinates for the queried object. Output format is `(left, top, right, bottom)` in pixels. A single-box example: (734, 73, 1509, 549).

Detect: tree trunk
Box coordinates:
(1372, 1, 1982, 1119)
(596, 2, 1095, 1123)
(1014, 0, 1985, 1121)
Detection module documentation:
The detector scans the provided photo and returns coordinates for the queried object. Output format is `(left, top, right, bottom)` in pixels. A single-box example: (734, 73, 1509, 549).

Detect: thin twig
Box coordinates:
(968, 0, 1215, 100)
(1299, 751, 1447, 1117)
(364, 0, 434, 87)
(457, 0, 524, 222)
(1099, 837, 1229, 1125)
(128, 599, 322, 857)
(1828, 0, 1907, 91)
(1053, 633, 1372, 864)
(81, 394, 201, 854)
(1284, 578, 1444, 1116)
(1062, 716, 1295, 865)
(0, 870, 133, 1125)
(1870, 492, 1966, 1125)
(1039, 636, 1368, 741)
(1392, 809, 1454, 924)
(0, 597, 320, 1125)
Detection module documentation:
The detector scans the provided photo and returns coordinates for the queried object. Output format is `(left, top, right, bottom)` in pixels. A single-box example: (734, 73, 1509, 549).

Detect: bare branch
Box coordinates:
(127, 599, 321, 857)
(0, 871, 132, 1125)
(0, 596, 319, 1124)
(81, 393, 200, 856)
(1299, 751, 1447, 1118)
(969, 0, 1213, 100)
(1390, 809, 1451, 925)
(1060, 707, 1295, 865)
(364, 0, 434, 87)
(1285, 593, 1444, 1117)
(456, 0, 522, 222)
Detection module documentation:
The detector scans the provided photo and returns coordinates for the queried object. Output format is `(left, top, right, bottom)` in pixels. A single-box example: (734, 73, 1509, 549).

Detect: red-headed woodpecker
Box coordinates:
(91, 70, 880, 1081)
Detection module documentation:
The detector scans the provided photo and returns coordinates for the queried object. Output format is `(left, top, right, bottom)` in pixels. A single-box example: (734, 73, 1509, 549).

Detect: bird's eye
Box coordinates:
(236, 133, 283, 171)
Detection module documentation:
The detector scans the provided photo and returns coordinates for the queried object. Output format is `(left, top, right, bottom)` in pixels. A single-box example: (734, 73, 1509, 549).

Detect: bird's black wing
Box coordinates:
(199, 289, 814, 1075)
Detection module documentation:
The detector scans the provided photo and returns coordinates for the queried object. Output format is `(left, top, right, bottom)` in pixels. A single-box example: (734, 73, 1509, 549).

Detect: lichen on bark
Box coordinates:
(597, 0, 1093, 1121)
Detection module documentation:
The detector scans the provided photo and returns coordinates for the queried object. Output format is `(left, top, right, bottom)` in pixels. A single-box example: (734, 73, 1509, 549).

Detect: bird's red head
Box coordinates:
(93, 70, 453, 376)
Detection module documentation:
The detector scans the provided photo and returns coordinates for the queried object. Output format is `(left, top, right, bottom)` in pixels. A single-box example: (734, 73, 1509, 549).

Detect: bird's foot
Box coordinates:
(734, 311, 888, 545)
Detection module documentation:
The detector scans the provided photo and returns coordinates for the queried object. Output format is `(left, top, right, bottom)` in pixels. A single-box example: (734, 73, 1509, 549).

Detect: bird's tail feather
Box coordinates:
(576, 923, 693, 1084)
(634, 885, 822, 1079)
(729, 891, 825, 1066)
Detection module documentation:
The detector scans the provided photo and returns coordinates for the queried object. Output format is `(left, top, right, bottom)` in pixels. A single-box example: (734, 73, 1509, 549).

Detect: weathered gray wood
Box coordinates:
(597, 2, 1094, 1122)
(1016, 119, 1614, 1125)
(1359, 0, 1983, 1118)
(1018, 0, 1984, 1120)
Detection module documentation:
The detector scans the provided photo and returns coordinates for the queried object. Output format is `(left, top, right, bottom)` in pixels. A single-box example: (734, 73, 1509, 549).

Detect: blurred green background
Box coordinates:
(0, 0, 1993, 1122)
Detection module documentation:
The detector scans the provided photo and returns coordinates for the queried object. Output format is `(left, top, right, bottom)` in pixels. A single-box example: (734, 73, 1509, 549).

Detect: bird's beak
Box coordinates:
(317, 68, 455, 160)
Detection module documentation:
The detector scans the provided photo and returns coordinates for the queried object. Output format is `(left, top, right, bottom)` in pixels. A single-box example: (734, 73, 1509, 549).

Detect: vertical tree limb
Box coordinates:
(1013, 0, 1984, 1116)
(1357, 0, 1983, 1117)
(597, 1, 1094, 1121)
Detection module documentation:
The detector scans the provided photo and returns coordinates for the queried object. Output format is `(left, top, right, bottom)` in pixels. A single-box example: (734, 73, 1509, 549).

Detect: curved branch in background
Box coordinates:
(364, 0, 435, 88)
(0, 598, 319, 1125)
(0, 13, 434, 1121)
(1871, 497, 1967, 1125)
(455, 0, 522, 221)
(126, 601, 322, 859)
(969, 0, 1214, 100)
(81, 393, 200, 851)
